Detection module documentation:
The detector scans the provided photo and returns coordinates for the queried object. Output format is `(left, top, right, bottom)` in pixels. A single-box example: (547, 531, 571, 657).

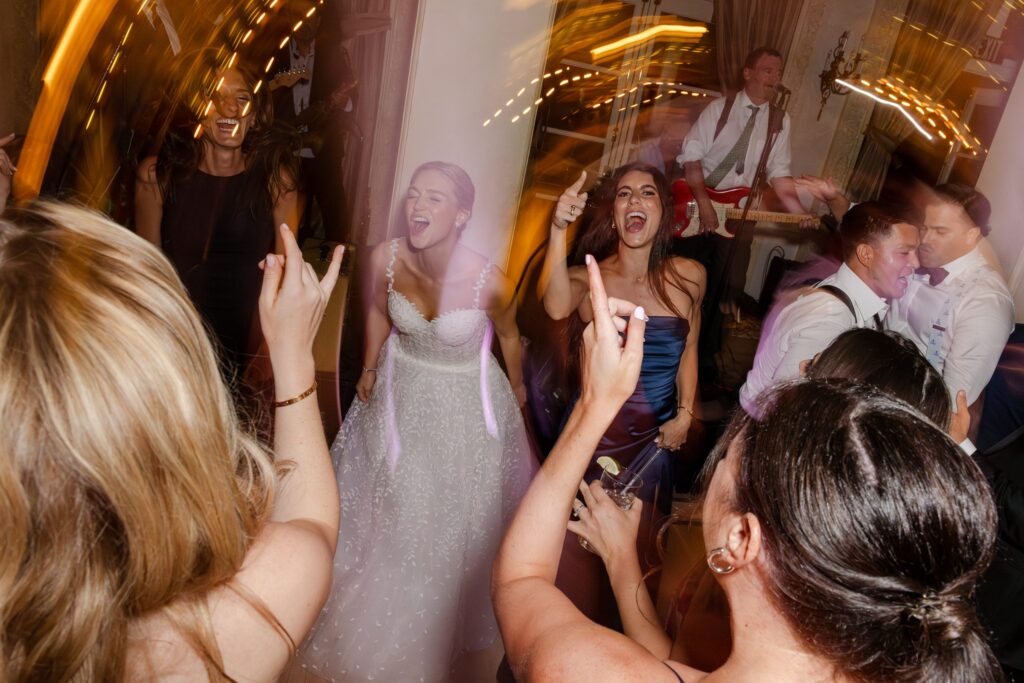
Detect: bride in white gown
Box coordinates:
(296, 161, 536, 682)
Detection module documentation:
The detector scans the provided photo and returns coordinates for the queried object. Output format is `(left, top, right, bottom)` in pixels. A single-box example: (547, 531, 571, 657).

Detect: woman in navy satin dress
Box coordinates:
(540, 161, 704, 625)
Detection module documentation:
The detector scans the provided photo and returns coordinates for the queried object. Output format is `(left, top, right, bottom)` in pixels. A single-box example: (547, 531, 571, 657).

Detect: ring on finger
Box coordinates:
(572, 498, 586, 518)
(569, 205, 576, 217)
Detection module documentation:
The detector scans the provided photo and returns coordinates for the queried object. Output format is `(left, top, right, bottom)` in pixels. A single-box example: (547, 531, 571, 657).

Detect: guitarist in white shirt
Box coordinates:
(676, 47, 808, 375)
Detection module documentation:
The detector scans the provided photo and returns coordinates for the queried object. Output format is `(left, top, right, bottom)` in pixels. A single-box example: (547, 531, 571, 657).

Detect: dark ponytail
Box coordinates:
(702, 380, 1003, 682)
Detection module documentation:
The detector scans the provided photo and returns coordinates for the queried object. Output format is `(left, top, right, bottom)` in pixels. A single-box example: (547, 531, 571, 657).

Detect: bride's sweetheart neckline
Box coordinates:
(391, 289, 486, 325)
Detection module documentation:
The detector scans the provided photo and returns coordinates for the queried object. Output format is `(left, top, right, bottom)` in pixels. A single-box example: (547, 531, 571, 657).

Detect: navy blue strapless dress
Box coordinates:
(555, 315, 690, 629)
(583, 315, 689, 513)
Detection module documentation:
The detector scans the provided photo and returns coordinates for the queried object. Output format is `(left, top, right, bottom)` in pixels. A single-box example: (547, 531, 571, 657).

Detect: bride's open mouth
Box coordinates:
(409, 214, 430, 235)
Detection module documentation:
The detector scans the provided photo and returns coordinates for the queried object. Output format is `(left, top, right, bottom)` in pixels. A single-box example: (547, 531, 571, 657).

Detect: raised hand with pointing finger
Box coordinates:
(552, 170, 589, 230)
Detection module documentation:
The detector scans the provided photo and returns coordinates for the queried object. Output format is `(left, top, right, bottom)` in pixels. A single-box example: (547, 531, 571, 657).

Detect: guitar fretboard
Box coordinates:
(723, 208, 816, 225)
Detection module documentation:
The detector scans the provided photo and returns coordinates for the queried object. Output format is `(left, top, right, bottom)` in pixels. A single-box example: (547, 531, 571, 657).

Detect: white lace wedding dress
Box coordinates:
(296, 240, 535, 682)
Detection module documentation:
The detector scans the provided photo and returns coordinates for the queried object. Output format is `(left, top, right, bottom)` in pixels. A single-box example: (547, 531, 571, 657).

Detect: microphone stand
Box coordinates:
(742, 86, 789, 222)
(718, 86, 789, 321)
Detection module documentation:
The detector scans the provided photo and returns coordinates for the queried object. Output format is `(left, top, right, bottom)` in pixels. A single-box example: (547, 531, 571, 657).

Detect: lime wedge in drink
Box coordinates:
(596, 456, 622, 475)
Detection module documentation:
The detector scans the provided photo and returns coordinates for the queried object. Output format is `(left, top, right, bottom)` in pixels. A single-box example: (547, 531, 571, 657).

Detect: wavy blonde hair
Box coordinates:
(0, 202, 282, 681)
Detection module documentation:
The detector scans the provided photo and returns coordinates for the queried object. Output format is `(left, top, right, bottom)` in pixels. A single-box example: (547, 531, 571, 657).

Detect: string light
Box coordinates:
(836, 79, 933, 140)
(840, 76, 983, 148)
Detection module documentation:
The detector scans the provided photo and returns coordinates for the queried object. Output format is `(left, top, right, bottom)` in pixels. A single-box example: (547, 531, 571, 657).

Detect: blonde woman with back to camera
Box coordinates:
(0, 202, 342, 681)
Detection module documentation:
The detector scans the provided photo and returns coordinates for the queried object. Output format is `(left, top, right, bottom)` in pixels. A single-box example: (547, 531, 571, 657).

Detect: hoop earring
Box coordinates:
(706, 547, 735, 575)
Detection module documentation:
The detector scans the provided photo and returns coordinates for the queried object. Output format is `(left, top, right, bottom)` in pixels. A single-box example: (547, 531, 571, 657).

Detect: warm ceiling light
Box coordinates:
(591, 24, 707, 58)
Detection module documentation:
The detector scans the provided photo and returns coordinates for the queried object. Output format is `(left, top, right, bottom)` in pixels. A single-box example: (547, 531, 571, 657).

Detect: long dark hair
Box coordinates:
(571, 162, 691, 315)
(701, 380, 1002, 682)
(155, 63, 298, 218)
(806, 328, 950, 428)
(565, 162, 697, 383)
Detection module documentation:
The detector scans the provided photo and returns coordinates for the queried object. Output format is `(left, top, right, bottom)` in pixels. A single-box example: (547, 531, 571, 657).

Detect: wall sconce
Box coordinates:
(817, 31, 864, 120)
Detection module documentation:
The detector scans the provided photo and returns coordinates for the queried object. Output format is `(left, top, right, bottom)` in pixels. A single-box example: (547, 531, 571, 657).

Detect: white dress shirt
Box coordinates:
(677, 89, 792, 190)
(288, 40, 316, 159)
(739, 264, 888, 415)
(887, 247, 1014, 404)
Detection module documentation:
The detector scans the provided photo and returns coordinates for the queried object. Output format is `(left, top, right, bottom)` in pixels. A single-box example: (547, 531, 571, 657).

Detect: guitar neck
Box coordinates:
(723, 207, 813, 225)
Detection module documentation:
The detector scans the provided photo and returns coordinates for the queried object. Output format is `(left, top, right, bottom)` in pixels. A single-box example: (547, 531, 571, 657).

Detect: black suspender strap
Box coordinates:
(815, 284, 856, 320)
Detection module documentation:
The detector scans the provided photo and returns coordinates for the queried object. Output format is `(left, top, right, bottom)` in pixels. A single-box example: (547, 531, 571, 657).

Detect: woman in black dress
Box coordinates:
(135, 65, 299, 381)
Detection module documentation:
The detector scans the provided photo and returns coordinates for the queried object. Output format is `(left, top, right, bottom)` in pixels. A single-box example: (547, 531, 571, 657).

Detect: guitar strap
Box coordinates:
(713, 92, 737, 142)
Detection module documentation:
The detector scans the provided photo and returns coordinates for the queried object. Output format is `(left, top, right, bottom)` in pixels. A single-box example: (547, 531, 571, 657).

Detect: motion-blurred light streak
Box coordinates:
(15, 0, 119, 199)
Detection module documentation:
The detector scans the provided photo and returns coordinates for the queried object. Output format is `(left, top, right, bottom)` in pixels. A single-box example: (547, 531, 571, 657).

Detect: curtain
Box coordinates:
(331, 0, 393, 244)
(713, 0, 807, 93)
(848, 0, 1002, 200)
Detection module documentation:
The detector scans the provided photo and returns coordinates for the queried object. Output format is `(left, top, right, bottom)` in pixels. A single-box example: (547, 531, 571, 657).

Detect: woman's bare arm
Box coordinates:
(540, 172, 590, 319)
(675, 258, 704, 420)
(494, 256, 652, 675)
(355, 241, 395, 402)
(261, 224, 343, 549)
(487, 268, 527, 405)
(134, 156, 163, 246)
(272, 167, 301, 254)
(569, 482, 673, 658)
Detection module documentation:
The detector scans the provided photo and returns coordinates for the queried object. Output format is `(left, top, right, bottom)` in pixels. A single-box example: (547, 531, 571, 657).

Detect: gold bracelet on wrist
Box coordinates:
(677, 404, 695, 418)
(273, 381, 317, 408)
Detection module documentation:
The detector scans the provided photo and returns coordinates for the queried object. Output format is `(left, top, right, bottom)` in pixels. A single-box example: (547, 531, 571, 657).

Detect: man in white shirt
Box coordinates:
(678, 48, 803, 225)
(676, 47, 807, 377)
(887, 184, 1014, 406)
(740, 202, 920, 415)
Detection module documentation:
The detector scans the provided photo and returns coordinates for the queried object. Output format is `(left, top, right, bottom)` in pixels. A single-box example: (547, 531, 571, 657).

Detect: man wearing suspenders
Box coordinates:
(739, 202, 919, 416)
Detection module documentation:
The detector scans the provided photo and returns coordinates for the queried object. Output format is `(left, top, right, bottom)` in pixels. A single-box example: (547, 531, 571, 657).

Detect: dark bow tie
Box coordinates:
(916, 266, 949, 287)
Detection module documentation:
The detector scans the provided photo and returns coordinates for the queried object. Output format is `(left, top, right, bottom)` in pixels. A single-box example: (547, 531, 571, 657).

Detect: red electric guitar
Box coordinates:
(672, 180, 818, 239)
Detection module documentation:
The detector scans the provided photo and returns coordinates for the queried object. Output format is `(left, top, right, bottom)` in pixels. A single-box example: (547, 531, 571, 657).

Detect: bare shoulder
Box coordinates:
(136, 155, 159, 184)
(567, 263, 590, 286)
(270, 163, 298, 196)
(367, 238, 401, 276)
(218, 522, 333, 674)
(126, 523, 333, 682)
(670, 255, 706, 286)
(455, 243, 491, 274)
(369, 238, 398, 263)
(211, 521, 334, 679)
(481, 261, 514, 297)
(527, 621, 698, 683)
(668, 256, 706, 304)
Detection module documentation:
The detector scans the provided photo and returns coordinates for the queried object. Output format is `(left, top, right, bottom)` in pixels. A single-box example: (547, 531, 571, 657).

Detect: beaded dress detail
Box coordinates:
(296, 239, 535, 682)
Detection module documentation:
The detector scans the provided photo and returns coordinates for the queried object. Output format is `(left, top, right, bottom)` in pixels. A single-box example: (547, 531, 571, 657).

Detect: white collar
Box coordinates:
(735, 88, 768, 113)
(834, 263, 889, 320)
(938, 246, 983, 280)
